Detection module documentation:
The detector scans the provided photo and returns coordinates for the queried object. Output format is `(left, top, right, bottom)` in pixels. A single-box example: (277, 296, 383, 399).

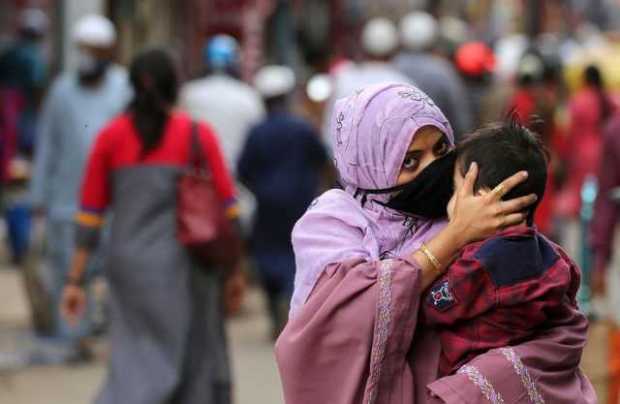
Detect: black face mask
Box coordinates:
(360, 151, 456, 219)
(78, 59, 110, 83)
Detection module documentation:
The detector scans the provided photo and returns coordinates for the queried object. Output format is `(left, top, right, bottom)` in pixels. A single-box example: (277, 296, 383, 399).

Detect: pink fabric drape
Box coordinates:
(276, 258, 597, 403)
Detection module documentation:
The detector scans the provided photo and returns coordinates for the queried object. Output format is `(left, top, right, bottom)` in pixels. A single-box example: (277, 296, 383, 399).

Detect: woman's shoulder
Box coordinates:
(302, 189, 364, 217)
(293, 189, 369, 237)
(96, 113, 132, 144)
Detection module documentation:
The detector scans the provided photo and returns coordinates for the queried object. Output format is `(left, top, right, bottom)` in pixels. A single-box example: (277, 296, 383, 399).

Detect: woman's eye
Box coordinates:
(403, 156, 419, 170)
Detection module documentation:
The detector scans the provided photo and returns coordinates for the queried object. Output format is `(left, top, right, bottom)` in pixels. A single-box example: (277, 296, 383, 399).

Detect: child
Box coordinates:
(422, 119, 584, 377)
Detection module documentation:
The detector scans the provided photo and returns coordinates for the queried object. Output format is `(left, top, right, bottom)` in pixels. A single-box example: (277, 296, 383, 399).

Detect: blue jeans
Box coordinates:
(5, 202, 31, 262)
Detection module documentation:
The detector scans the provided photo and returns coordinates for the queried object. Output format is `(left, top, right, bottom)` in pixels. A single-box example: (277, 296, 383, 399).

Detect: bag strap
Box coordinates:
(189, 121, 211, 176)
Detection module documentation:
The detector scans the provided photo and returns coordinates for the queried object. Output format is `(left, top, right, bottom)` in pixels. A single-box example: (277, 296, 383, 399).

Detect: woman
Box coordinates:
(276, 83, 595, 403)
(60, 49, 240, 404)
(557, 64, 613, 219)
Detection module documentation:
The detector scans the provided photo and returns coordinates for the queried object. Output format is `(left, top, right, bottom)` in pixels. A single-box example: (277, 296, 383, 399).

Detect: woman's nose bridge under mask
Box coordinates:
(357, 151, 457, 219)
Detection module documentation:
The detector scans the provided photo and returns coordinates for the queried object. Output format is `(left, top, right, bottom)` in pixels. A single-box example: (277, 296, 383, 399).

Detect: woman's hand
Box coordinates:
(61, 284, 87, 326)
(224, 270, 246, 317)
(448, 162, 537, 247)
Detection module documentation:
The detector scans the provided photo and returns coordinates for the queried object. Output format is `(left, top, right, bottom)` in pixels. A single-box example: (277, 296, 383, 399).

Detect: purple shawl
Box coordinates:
(290, 83, 454, 317)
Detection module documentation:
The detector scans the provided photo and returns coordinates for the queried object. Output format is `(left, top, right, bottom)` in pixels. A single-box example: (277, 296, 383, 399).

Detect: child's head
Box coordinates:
(448, 119, 548, 225)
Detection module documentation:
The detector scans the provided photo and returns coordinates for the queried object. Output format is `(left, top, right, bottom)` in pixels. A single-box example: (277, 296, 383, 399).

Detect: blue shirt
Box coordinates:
(238, 112, 327, 250)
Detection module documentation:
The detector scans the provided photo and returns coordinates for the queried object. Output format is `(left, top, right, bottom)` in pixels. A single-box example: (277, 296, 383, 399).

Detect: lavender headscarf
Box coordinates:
(290, 83, 454, 317)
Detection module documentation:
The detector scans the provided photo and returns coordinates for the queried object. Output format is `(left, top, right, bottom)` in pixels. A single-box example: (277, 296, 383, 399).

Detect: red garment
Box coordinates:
(79, 111, 236, 217)
(0, 88, 24, 182)
(534, 162, 556, 234)
(507, 88, 537, 123)
(421, 226, 582, 376)
(556, 87, 606, 218)
(590, 114, 620, 273)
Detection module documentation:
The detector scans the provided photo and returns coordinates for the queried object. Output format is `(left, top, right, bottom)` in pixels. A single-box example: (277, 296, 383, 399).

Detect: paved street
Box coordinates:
(0, 267, 609, 404)
(0, 269, 283, 404)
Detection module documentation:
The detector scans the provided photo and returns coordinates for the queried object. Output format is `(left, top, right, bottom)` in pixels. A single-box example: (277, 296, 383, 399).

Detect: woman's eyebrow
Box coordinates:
(404, 150, 423, 157)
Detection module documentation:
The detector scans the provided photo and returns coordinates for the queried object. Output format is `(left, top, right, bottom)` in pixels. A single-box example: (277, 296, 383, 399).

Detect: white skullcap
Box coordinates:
(518, 54, 544, 79)
(19, 8, 49, 34)
(399, 12, 438, 51)
(439, 16, 468, 44)
(255, 65, 296, 98)
(494, 34, 528, 80)
(72, 14, 116, 47)
(361, 18, 398, 57)
(306, 74, 332, 103)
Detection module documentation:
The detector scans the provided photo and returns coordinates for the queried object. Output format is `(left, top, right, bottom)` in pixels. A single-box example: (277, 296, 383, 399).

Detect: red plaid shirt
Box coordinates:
(421, 226, 582, 376)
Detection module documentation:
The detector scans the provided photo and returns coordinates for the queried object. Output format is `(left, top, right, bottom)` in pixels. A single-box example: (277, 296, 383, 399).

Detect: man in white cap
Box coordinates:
(237, 65, 328, 340)
(30, 14, 130, 355)
(395, 11, 472, 140)
(324, 17, 411, 138)
(180, 35, 265, 234)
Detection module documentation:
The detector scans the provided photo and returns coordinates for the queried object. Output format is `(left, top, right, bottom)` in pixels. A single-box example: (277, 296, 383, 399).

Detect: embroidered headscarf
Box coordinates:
(290, 83, 454, 317)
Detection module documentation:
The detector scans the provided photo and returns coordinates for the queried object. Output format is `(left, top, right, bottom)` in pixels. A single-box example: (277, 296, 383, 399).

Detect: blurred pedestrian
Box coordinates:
(454, 41, 496, 128)
(552, 64, 613, 266)
(29, 14, 131, 355)
(506, 53, 546, 128)
(591, 112, 620, 404)
(556, 65, 613, 220)
(180, 34, 265, 234)
(505, 50, 564, 236)
(238, 65, 328, 340)
(62, 48, 240, 404)
(0, 8, 48, 161)
(395, 11, 472, 139)
(591, 115, 620, 298)
(324, 17, 411, 138)
(0, 8, 48, 263)
(180, 34, 264, 170)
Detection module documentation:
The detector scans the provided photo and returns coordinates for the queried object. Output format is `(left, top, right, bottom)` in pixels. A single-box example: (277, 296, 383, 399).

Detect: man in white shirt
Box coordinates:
(180, 35, 265, 170)
(30, 14, 131, 356)
(324, 18, 412, 139)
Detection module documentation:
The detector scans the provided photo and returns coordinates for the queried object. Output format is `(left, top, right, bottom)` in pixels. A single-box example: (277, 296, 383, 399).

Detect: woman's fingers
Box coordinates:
(499, 194, 538, 214)
(500, 212, 527, 229)
(490, 171, 529, 200)
(460, 162, 478, 197)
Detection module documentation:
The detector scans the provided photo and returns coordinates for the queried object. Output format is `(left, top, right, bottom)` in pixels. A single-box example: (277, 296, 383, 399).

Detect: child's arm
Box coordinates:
(422, 254, 497, 326)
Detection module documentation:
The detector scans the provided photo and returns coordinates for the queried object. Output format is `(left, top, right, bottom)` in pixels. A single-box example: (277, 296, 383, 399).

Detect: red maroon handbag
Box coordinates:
(177, 122, 241, 270)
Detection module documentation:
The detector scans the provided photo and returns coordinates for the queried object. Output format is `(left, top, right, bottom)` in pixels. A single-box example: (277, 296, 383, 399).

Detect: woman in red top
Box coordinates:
(60, 49, 240, 404)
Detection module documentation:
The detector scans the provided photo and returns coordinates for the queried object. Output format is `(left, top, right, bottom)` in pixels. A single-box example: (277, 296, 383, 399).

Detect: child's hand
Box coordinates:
(449, 163, 537, 245)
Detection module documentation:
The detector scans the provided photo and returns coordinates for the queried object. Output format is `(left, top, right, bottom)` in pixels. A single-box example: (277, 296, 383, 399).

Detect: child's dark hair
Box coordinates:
(456, 118, 549, 225)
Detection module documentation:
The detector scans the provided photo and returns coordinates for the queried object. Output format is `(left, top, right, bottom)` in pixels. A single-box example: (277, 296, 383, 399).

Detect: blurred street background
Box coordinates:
(2, 0, 620, 403)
